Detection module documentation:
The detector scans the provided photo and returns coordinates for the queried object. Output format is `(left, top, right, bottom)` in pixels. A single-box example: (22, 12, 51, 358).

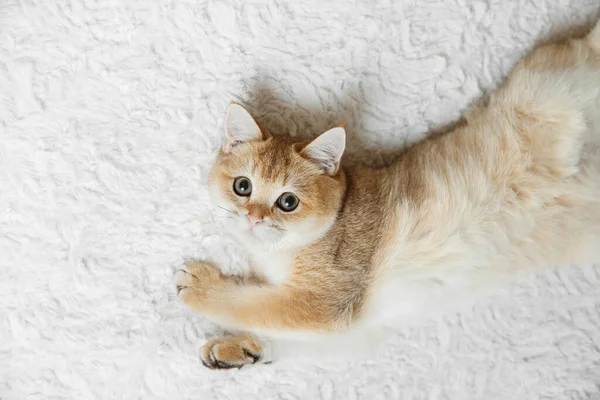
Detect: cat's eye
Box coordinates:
(233, 177, 252, 197)
(276, 192, 300, 212)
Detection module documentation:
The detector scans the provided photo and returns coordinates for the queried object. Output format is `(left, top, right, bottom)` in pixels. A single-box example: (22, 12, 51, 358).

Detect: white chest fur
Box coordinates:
(249, 248, 295, 285)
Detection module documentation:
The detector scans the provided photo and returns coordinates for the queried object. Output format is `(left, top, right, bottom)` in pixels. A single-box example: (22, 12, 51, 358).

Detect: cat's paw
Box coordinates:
(175, 261, 224, 306)
(200, 334, 264, 370)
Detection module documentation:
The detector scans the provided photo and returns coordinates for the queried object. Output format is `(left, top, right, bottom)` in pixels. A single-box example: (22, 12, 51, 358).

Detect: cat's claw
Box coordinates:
(174, 269, 193, 296)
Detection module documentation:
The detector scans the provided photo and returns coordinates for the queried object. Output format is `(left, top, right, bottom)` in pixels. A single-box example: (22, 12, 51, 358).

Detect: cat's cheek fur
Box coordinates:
(208, 165, 236, 211)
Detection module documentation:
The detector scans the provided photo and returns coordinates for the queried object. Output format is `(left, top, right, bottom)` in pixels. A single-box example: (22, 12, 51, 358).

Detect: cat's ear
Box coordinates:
(223, 103, 264, 153)
(301, 127, 346, 175)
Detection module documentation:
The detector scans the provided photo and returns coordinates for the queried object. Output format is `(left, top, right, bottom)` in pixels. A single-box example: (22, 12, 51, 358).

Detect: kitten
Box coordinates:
(176, 21, 600, 369)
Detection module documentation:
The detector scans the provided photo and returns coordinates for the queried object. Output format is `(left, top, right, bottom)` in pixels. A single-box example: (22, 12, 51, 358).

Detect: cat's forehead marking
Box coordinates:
(255, 140, 294, 183)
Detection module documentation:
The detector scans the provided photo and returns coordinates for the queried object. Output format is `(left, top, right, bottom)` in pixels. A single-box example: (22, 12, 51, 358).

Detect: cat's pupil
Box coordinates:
(284, 196, 293, 206)
(239, 181, 249, 192)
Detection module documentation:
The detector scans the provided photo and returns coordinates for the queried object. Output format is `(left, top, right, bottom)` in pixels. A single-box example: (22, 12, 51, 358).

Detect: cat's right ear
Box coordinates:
(223, 103, 264, 153)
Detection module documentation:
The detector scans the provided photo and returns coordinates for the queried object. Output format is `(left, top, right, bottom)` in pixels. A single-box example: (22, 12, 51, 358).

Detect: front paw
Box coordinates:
(175, 261, 225, 308)
(200, 335, 264, 370)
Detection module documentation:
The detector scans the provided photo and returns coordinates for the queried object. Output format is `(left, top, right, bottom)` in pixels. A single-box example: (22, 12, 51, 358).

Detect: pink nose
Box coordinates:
(247, 214, 264, 228)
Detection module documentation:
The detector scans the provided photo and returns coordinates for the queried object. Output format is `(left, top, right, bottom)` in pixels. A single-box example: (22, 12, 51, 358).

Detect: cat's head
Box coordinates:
(209, 104, 347, 249)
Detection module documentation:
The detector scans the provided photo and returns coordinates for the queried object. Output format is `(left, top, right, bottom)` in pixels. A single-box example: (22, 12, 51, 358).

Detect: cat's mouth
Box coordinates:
(247, 223, 287, 239)
(250, 223, 285, 232)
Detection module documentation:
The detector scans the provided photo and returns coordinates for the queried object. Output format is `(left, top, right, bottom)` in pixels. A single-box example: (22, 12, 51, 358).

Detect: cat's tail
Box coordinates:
(587, 19, 600, 52)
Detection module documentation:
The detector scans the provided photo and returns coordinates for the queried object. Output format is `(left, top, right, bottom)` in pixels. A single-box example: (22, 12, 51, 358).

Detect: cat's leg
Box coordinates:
(175, 260, 345, 332)
(199, 326, 391, 369)
(199, 333, 264, 369)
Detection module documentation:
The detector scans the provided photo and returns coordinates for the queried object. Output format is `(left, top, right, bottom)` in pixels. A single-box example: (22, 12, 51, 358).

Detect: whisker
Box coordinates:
(269, 225, 286, 232)
(217, 206, 234, 213)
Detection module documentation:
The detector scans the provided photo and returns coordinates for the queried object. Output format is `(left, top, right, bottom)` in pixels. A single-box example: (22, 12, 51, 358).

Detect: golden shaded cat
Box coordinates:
(176, 21, 600, 369)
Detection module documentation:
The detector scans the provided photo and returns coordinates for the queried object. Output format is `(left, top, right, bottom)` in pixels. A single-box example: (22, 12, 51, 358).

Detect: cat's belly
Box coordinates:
(360, 178, 600, 329)
(359, 257, 508, 328)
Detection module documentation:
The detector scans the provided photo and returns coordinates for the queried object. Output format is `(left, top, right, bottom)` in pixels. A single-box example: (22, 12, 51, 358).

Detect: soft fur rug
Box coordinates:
(2, 0, 600, 399)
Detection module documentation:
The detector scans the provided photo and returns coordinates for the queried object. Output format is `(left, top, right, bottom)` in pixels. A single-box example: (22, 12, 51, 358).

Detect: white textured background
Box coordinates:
(2, 1, 600, 399)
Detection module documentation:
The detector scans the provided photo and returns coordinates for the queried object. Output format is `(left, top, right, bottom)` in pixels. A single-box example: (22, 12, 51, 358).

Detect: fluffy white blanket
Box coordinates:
(2, 1, 600, 399)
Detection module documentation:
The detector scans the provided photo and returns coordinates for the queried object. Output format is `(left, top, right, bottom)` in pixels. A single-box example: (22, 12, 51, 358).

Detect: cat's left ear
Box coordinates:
(300, 127, 346, 175)
(223, 103, 264, 153)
